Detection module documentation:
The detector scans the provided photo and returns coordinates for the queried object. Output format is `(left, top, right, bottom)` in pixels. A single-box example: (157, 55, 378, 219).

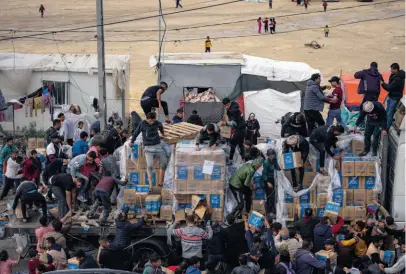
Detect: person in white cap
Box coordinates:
(354, 101, 387, 157)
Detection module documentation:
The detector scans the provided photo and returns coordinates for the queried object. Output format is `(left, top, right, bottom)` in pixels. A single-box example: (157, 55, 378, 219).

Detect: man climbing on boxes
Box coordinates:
(226, 157, 264, 225)
(130, 112, 168, 188)
(280, 112, 308, 137)
(354, 101, 387, 157)
(195, 123, 221, 151)
(220, 98, 246, 165)
(309, 125, 345, 176)
(282, 135, 309, 190)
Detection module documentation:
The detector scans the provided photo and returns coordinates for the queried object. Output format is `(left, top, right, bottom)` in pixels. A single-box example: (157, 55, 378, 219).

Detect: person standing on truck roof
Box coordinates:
(168, 214, 213, 263)
(354, 62, 384, 106)
(220, 97, 247, 165)
(282, 135, 309, 190)
(309, 124, 344, 176)
(140, 82, 170, 123)
(12, 179, 47, 223)
(381, 63, 405, 129)
(226, 158, 264, 225)
(130, 112, 168, 188)
(354, 101, 387, 157)
(110, 208, 147, 251)
(49, 173, 81, 220)
(280, 112, 308, 138)
(195, 123, 221, 151)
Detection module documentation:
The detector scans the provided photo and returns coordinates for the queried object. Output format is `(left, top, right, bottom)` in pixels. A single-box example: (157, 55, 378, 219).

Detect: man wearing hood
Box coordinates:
(295, 240, 328, 274)
(303, 73, 335, 135)
(381, 63, 405, 129)
(187, 110, 204, 126)
(143, 254, 164, 274)
(282, 135, 309, 190)
(130, 112, 168, 187)
(220, 98, 246, 164)
(74, 249, 98, 269)
(280, 112, 308, 137)
(226, 158, 264, 224)
(354, 101, 387, 156)
(295, 208, 320, 240)
(195, 123, 221, 151)
(354, 62, 384, 104)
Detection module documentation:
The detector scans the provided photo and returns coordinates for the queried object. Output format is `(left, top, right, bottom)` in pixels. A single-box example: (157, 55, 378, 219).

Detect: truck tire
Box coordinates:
(130, 238, 171, 263)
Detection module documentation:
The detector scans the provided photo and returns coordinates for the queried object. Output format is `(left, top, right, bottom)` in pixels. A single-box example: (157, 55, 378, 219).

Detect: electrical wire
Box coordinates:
(0, 0, 245, 42)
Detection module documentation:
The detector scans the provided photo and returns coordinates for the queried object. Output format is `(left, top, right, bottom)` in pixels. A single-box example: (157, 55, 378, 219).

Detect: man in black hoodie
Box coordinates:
(295, 208, 320, 240)
(381, 63, 405, 129)
(220, 98, 246, 164)
(354, 62, 384, 105)
(354, 101, 387, 156)
(74, 249, 99, 269)
(207, 222, 227, 266)
(280, 112, 308, 137)
(130, 112, 167, 187)
(187, 110, 204, 126)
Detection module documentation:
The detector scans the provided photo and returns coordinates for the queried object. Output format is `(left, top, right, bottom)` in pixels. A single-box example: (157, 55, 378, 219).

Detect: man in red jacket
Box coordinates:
(326, 76, 349, 133)
(22, 150, 42, 185)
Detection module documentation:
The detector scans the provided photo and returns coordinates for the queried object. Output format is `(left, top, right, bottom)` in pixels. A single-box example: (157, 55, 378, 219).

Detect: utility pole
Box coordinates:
(97, 0, 107, 129)
(157, 0, 163, 83)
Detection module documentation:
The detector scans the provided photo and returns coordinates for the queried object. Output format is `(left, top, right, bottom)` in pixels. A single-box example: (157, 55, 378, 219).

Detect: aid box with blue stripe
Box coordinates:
(210, 166, 223, 180)
(129, 172, 141, 184)
(248, 211, 264, 229)
(144, 172, 157, 186)
(332, 189, 345, 207)
(209, 194, 223, 208)
(176, 166, 188, 180)
(193, 166, 205, 180)
(364, 176, 376, 189)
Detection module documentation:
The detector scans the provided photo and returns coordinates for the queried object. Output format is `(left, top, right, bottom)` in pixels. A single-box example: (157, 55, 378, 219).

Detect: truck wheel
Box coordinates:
(131, 238, 171, 263)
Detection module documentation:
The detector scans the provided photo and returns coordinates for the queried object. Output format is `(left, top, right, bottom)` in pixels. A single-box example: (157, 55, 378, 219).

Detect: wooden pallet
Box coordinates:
(160, 122, 202, 144)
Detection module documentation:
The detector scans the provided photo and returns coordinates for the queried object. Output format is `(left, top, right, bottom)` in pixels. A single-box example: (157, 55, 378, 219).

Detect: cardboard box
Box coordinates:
(367, 161, 376, 177)
(124, 185, 137, 204)
(353, 189, 366, 206)
(195, 205, 207, 219)
(317, 193, 328, 208)
(175, 194, 191, 204)
(36, 138, 45, 149)
(161, 189, 173, 204)
(199, 181, 212, 194)
(286, 204, 295, 221)
(191, 195, 202, 210)
(324, 202, 341, 224)
(342, 158, 355, 176)
(175, 210, 185, 221)
(303, 172, 316, 188)
(365, 190, 375, 204)
(145, 195, 161, 215)
(332, 189, 345, 207)
(345, 189, 354, 205)
(211, 180, 224, 194)
(343, 176, 364, 189)
(129, 172, 142, 185)
(210, 166, 224, 181)
(211, 208, 223, 222)
(248, 210, 264, 229)
(173, 180, 187, 194)
(68, 258, 80, 269)
(208, 194, 223, 209)
(352, 139, 364, 155)
(380, 250, 395, 266)
(252, 200, 265, 215)
(364, 176, 376, 190)
(187, 180, 200, 193)
(354, 206, 366, 221)
(315, 250, 337, 265)
(285, 193, 294, 204)
(253, 187, 265, 200)
(220, 126, 232, 139)
(316, 176, 330, 194)
(175, 166, 189, 180)
(354, 160, 368, 176)
(340, 206, 355, 221)
(160, 205, 172, 220)
(281, 152, 303, 169)
(27, 138, 37, 148)
(296, 188, 316, 204)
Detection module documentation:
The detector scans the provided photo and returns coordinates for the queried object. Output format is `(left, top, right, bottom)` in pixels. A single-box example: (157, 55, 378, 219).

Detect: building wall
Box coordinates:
(159, 64, 241, 118)
(2, 70, 124, 131)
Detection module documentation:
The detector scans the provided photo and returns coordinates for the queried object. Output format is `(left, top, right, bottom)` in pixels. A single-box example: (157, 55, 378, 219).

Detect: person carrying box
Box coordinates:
(130, 112, 168, 188)
(282, 135, 309, 190)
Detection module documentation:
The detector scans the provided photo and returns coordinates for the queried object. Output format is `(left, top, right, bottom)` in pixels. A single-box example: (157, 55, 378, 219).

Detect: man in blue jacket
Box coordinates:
(295, 240, 329, 274)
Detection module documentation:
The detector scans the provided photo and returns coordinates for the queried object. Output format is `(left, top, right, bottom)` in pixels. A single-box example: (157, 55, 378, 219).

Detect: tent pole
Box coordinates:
(12, 107, 15, 138)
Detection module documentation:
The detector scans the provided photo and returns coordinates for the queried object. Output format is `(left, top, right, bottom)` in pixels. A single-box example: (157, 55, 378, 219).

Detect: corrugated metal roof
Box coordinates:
(151, 52, 245, 66)
(0, 53, 131, 73)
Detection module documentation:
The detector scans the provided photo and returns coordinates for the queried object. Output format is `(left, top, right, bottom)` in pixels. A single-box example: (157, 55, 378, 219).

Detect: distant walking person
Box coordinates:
(269, 0, 273, 9)
(323, 1, 328, 12)
(205, 36, 212, 53)
(263, 18, 269, 33)
(304, 0, 309, 10)
(39, 5, 45, 18)
(257, 17, 262, 33)
(176, 0, 183, 8)
(271, 18, 276, 33)
(324, 25, 329, 37)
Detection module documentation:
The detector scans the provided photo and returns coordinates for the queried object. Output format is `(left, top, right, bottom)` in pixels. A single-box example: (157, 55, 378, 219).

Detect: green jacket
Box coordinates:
(0, 144, 16, 162)
(262, 158, 280, 183)
(229, 163, 256, 189)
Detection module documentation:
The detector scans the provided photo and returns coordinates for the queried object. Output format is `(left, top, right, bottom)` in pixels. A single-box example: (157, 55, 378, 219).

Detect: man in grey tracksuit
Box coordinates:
(303, 73, 336, 135)
(167, 214, 213, 261)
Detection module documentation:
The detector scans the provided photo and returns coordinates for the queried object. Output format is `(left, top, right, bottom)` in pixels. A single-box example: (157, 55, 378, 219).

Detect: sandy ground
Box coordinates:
(0, 0, 404, 115)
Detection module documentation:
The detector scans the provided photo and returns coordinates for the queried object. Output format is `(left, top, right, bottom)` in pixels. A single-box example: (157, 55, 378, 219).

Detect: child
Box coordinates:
(0, 250, 21, 274)
(172, 108, 183, 124)
(262, 148, 280, 214)
(257, 17, 262, 33)
(324, 25, 329, 37)
(72, 131, 89, 157)
(28, 248, 40, 274)
(73, 121, 85, 142)
(269, 18, 275, 34)
(323, 0, 327, 12)
(263, 17, 269, 33)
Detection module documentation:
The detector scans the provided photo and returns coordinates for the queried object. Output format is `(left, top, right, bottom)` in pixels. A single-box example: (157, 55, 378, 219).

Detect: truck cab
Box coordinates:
(381, 96, 405, 226)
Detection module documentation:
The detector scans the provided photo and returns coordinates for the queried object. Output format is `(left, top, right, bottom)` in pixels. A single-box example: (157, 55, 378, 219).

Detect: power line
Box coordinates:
(0, 0, 245, 42)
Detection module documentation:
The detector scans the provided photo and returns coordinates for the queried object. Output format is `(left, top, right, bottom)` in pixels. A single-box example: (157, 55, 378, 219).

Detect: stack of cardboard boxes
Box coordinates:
(173, 140, 226, 222)
(27, 138, 46, 156)
(334, 139, 377, 221)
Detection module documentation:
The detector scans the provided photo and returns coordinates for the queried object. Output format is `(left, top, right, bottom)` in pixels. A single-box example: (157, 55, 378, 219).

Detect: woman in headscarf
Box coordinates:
(108, 110, 123, 128)
(246, 113, 260, 145)
(282, 135, 309, 190)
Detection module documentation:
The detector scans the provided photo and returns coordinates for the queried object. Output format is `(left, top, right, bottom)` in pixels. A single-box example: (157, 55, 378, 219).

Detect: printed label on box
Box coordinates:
(253, 188, 265, 200)
(193, 166, 205, 180)
(131, 144, 139, 159)
(129, 172, 141, 185)
(325, 202, 340, 214)
(282, 152, 295, 169)
(144, 172, 157, 186)
(299, 191, 310, 204)
(285, 193, 294, 203)
(248, 211, 264, 228)
(135, 185, 150, 193)
(317, 208, 325, 217)
(146, 201, 161, 213)
(210, 166, 223, 180)
(333, 190, 344, 207)
(253, 174, 263, 188)
(364, 176, 375, 189)
(176, 166, 188, 180)
(346, 177, 360, 189)
(210, 194, 222, 208)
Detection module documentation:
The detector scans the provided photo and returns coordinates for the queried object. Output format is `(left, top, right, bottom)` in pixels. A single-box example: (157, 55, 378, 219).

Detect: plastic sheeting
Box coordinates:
(243, 89, 301, 138)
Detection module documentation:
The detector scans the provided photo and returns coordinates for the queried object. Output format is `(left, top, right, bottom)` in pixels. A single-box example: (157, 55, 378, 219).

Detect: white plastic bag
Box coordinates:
(13, 234, 28, 253)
